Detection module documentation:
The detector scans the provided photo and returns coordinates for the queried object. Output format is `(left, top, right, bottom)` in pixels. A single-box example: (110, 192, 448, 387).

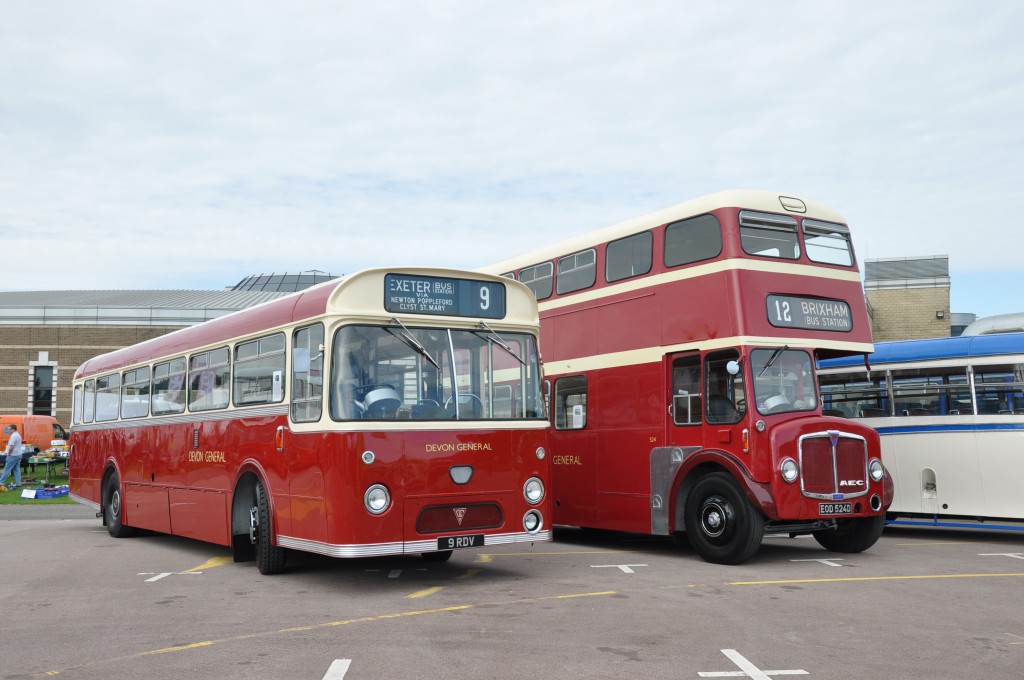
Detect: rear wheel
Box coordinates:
(253, 480, 286, 575)
(103, 473, 136, 538)
(812, 515, 885, 553)
(684, 472, 764, 565)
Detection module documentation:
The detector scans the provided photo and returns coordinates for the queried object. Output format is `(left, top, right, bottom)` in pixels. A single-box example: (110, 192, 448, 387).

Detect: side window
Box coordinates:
(120, 367, 151, 419)
(739, 211, 800, 259)
(664, 214, 723, 267)
(189, 347, 230, 411)
(72, 384, 83, 425)
(606, 232, 653, 283)
(95, 374, 121, 422)
(803, 219, 854, 266)
(557, 249, 596, 295)
(554, 375, 588, 430)
(234, 333, 286, 406)
(152, 358, 187, 415)
(519, 262, 553, 300)
(672, 354, 702, 425)
(705, 351, 746, 424)
(291, 324, 325, 422)
(83, 379, 96, 423)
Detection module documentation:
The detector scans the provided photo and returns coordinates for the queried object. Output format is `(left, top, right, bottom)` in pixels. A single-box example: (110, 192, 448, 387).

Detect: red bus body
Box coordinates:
(70, 268, 551, 573)
(482, 190, 893, 564)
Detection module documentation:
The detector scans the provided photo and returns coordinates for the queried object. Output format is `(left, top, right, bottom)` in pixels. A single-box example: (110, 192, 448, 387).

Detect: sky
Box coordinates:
(1, 1, 1022, 320)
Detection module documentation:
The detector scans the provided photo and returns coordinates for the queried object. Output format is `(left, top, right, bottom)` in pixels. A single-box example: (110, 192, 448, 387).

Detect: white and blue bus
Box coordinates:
(817, 333, 1024, 530)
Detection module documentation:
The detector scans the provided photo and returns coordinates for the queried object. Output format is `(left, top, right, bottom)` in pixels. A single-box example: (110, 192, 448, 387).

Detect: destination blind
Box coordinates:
(384, 273, 506, 319)
(766, 294, 852, 332)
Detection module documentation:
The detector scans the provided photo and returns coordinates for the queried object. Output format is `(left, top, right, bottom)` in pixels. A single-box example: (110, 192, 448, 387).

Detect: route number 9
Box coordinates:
(480, 286, 490, 310)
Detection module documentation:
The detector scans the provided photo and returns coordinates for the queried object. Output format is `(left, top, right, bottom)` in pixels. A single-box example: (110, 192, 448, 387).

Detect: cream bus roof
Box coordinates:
(481, 189, 847, 276)
(75, 267, 539, 381)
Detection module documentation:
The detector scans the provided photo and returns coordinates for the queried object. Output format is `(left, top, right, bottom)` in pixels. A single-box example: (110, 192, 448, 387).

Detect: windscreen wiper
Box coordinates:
(474, 322, 525, 365)
(387, 317, 440, 369)
(758, 345, 789, 377)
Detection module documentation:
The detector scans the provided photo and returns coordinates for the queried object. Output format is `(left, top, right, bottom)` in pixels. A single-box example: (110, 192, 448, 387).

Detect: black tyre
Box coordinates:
(103, 473, 136, 538)
(421, 550, 453, 563)
(684, 472, 764, 565)
(812, 515, 885, 553)
(253, 480, 286, 575)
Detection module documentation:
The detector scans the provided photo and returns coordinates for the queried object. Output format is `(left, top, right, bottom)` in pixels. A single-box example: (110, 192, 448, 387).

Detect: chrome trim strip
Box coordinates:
(70, 492, 100, 511)
(277, 530, 552, 558)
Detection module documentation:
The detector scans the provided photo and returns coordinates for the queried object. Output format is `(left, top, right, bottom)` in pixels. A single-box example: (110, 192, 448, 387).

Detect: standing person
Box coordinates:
(1, 424, 24, 490)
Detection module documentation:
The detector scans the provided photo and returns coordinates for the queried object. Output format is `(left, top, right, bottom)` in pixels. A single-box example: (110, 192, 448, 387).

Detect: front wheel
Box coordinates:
(103, 473, 136, 538)
(683, 472, 764, 565)
(421, 550, 453, 563)
(812, 515, 885, 553)
(252, 480, 286, 575)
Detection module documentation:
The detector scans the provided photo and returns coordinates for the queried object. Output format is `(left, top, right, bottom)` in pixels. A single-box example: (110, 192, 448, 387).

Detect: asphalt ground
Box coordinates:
(2, 505, 1022, 680)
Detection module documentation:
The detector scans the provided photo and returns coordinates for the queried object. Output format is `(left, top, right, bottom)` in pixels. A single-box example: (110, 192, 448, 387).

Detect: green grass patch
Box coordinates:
(0, 465, 73, 505)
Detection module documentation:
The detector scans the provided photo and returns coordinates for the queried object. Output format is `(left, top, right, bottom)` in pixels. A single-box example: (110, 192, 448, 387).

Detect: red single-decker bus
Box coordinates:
(70, 268, 551, 574)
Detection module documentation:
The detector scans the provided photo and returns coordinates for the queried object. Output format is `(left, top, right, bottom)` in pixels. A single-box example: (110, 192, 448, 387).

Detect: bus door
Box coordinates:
(667, 352, 703, 451)
(701, 349, 748, 454)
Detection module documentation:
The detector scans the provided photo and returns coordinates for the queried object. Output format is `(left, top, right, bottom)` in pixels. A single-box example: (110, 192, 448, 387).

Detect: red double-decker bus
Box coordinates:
(482, 190, 892, 564)
(70, 268, 550, 574)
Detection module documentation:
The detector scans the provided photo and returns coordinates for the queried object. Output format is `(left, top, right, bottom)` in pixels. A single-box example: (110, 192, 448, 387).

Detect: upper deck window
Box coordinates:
(739, 211, 800, 260)
(606, 232, 652, 283)
(803, 219, 854, 266)
(556, 249, 596, 295)
(519, 262, 553, 300)
(664, 214, 722, 267)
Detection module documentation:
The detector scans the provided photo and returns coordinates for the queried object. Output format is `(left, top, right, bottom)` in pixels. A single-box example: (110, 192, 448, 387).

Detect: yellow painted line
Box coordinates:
(730, 573, 1024, 586)
(407, 586, 444, 599)
(181, 556, 234, 573)
(458, 568, 481, 580)
(38, 592, 617, 676)
(546, 591, 616, 600)
(141, 640, 216, 656)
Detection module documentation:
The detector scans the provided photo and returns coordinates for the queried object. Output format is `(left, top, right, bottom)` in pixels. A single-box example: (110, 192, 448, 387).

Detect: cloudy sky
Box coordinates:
(2, 1, 1021, 319)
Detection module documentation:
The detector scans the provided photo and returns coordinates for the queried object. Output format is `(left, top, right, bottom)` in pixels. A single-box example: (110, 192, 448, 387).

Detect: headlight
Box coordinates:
(524, 477, 545, 504)
(869, 459, 885, 482)
(364, 484, 391, 515)
(523, 510, 543, 533)
(780, 458, 799, 483)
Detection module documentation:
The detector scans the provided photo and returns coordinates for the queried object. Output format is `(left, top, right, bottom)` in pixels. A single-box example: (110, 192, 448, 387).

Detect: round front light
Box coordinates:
(524, 477, 545, 504)
(535, 446, 546, 460)
(364, 484, 390, 515)
(523, 510, 543, 533)
(780, 458, 799, 483)
(869, 459, 885, 482)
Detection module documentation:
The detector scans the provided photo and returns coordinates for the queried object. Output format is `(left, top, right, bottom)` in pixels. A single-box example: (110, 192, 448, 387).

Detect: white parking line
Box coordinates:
(979, 553, 1024, 560)
(699, 649, 808, 678)
(322, 658, 351, 680)
(791, 558, 846, 567)
(591, 564, 648, 574)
